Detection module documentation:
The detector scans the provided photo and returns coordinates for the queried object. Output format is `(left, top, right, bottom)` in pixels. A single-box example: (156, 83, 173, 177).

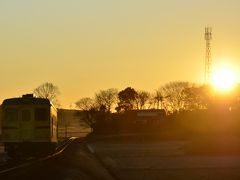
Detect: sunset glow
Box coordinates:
(211, 66, 237, 91)
(1, 1, 240, 107)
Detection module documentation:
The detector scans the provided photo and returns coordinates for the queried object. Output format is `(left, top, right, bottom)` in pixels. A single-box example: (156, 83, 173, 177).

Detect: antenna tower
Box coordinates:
(204, 27, 212, 83)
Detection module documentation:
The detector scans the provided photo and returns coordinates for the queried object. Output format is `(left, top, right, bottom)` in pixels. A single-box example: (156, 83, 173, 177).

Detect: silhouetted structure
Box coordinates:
(205, 26, 212, 83)
(57, 109, 91, 137)
(123, 109, 166, 124)
(93, 109, 167, 134)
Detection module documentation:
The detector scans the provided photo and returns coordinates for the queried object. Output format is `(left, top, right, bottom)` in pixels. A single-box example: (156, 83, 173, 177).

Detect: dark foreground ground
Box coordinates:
(88, 134, 240, 180)
(1, 134, 240, 180)
(0, 139, 114, 180)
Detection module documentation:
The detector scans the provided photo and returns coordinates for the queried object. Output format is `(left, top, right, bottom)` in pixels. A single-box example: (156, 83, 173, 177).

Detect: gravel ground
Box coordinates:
(89, 137, 240, 180)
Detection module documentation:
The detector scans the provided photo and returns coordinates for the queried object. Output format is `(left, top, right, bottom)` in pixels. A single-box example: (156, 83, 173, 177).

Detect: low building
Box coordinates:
(123, 109, 166, 124)
(57, 109, 91, 138)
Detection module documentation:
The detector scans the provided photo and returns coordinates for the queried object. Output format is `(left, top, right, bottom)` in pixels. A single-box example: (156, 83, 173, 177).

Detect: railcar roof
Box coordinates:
(2, 97, 51, 105)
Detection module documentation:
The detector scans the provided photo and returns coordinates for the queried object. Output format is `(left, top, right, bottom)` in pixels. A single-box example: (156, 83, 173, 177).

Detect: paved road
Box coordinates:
(89, 138, 240, 180)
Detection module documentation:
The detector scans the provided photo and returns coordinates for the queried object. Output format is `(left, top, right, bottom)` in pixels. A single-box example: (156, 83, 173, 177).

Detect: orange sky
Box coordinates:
(1, 1, 240, 107)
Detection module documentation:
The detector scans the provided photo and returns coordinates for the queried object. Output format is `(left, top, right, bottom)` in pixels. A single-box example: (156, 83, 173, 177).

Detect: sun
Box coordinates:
(211, 66, 237, 91)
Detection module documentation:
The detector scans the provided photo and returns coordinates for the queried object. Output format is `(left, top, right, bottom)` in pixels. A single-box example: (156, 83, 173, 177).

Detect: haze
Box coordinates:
(1, 0, 240, 107)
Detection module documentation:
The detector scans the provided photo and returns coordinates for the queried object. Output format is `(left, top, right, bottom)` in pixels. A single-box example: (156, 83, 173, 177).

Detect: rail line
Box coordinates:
(0, 137, 77, 176)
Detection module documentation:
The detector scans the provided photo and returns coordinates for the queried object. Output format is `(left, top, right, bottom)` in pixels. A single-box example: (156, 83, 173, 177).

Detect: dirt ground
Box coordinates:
(89, 136, 240, 180)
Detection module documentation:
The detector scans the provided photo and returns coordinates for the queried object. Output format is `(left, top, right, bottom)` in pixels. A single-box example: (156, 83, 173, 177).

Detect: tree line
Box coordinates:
(75, 82, 214, 114)
(32, 81, 240, 131)
(34, 81, 240, 114)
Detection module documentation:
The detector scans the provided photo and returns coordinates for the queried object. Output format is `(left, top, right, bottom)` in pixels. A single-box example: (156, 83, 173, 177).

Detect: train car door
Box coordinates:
(20, 109, 34, 141)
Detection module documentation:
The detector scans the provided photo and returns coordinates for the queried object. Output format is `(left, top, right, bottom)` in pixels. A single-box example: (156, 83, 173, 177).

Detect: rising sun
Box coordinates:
(211, 66, 237, 91)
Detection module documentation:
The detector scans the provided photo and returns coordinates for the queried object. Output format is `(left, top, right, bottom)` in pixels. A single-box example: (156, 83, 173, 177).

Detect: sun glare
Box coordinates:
(211, 66, 237, 91)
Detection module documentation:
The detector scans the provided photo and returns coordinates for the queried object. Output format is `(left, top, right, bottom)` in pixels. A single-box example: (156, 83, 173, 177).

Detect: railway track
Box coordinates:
(0, 137, 76, 177)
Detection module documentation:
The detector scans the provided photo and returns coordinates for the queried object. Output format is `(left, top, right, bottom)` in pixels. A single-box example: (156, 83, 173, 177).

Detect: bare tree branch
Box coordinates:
(33, 82, 60, 106)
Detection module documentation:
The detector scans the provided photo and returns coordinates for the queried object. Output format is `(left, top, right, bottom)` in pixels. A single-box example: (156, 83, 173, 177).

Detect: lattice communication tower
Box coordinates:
(204, 27, 212, 83)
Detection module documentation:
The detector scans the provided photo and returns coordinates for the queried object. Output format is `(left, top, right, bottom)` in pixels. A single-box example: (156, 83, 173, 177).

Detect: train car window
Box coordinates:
(22, 109, 31, 121)
(5, 108, 18, 121)
(35, 108, 48, 121)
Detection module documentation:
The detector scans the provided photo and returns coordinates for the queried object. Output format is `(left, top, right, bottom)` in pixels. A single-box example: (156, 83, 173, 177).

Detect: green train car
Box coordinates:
(1, 94, 57, 157)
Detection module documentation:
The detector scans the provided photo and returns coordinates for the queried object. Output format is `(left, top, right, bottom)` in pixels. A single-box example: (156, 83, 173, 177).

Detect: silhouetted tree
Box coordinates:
(182, 86, 203, 110)
(197, 85, 214, 109)
(75, 97, 95, 111)
(160, 81, 193, 112)
(75, 97, 98, 131)
(116, 87, 138, 112)
(82, 108, 99, 131)
(153, 90, 170, 109)
(160, 82, 214, 112)
(33, 82, 60, 106)
(95, 88, 118, 112)
(136, 90, 150, 109)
